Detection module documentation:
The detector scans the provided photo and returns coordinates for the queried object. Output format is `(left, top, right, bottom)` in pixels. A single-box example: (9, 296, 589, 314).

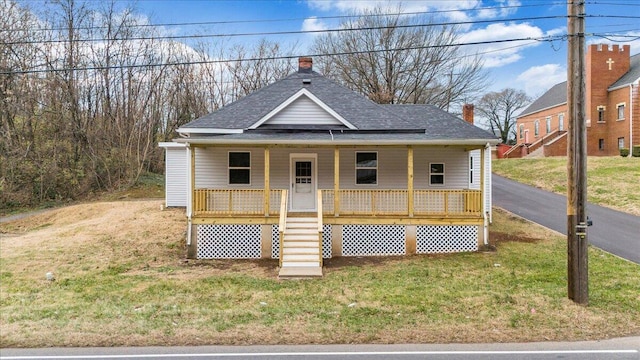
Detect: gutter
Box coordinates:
(173, 138, 501, 147)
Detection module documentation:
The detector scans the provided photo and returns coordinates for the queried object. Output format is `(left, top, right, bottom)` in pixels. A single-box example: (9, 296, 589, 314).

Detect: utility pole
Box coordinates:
(567, 0, 588, 304)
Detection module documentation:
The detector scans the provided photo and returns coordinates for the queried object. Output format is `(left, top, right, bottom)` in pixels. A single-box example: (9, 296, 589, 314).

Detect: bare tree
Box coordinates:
(476, 88, 531, 144)
(310, 5, 487, 109)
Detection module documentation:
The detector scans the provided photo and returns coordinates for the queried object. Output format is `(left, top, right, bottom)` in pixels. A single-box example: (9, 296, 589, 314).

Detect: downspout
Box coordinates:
(481, 144, 489, 246)
(186, 143, 193, 247)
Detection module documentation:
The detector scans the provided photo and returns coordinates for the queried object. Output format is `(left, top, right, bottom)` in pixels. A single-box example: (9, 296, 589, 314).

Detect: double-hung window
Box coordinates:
(228, 152, 250, 185)
(545, 117, 551, 133)
(355, 152, 377, 185)
(430, 163, 445, 185)
(617, 103, 625, 120)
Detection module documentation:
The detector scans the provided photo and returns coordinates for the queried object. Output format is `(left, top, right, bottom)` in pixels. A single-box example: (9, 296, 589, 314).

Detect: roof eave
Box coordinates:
(518, 102, 568, 118)
(175, 138, 500, 147)
(177, 127, 244, 134)
(608, 77, 640, 91)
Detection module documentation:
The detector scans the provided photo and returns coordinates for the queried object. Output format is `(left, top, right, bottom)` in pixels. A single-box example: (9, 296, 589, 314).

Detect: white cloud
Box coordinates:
(516, 64, 566, 96)
(306, 0, 481, 16)
(459, 23, 545, 68)
(301, 17, 328, 34)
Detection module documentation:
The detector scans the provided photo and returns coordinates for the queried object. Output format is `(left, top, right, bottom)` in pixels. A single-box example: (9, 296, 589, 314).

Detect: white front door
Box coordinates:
(290, 154, 317, 212)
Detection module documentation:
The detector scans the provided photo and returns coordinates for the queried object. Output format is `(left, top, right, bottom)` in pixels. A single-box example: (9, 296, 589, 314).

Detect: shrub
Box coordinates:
(632, 146, 640, 157)
(619, 148, 630, 157)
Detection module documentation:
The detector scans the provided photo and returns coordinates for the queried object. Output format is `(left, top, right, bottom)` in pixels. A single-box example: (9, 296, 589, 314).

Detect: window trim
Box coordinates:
(597, 105, 606, 123)
(558, 113, 565, 131)
(469, 156, 474, 185)
(429, 162, 445, 186)
(519, 124, 524, 139)
(617, 103, 626, 120)
(228, 151, 251, 186)
(545, 116, 551, 134)
(355, 151, 378, 186)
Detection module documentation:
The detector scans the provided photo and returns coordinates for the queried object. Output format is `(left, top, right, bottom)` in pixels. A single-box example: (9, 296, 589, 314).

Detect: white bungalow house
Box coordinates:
(160, 57, 499, 277)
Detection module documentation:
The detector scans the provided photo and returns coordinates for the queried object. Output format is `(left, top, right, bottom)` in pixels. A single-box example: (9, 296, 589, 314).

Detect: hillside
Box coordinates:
(492, 157, 640, 216)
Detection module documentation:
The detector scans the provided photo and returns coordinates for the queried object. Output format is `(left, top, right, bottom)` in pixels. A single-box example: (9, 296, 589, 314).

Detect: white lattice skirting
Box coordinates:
(342, 225, 406, 256)
(197, 224, 261, 259)
(416, 225, 478, 253)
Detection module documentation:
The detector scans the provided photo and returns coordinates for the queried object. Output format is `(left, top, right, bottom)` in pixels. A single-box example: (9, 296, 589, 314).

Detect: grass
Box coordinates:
(0, 172, 164, 217)
(1, 200, 639, 347)
(492, 157, 640, 216)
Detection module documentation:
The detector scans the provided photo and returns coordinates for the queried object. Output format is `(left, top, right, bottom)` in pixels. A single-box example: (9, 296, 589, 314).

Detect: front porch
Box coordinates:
(184, 145, 490, 270)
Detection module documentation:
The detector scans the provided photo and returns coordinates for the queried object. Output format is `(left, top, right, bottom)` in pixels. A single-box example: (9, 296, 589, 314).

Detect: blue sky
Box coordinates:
(20, 0, 640, 97)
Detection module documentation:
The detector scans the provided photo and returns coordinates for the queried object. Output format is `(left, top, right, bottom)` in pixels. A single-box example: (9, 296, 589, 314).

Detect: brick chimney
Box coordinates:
(462, 104, 474, 124)
(298, 57, 312, 73)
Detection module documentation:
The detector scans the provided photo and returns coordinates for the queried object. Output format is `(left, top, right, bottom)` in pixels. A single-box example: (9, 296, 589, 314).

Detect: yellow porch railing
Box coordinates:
(413, 189, 482, 216)
(194, 189, 283, 216)
(321, 189, 482, 217)
(192, 188, 482, 217)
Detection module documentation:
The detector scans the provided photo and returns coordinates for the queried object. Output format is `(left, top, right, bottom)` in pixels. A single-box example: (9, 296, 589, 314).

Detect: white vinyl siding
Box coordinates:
(264, 95, 344, 126)
(414, 147, 469, 189)
(194, 148, 264, 189)
(164, 147, 188, 207)
(270, 148, 334, 189)
(192, 146, 473, 191)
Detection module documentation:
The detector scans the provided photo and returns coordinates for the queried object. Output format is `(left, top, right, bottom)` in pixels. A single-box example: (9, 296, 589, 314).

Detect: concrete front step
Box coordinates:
(278, 266, 323, 278)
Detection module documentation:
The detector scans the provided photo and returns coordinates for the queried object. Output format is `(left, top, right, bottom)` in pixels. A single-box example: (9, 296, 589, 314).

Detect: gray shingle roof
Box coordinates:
(180, 67, 498, 143)
(518, 81, 567, 117)
(610, 53, 640, 89)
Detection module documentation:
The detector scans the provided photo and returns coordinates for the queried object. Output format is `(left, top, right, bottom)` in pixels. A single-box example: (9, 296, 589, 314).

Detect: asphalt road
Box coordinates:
(2, 337, 639, 360)
(492, 174, 640, 264)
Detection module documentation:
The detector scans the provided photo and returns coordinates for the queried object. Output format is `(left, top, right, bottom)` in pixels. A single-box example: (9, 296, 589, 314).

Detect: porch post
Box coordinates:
(407, 146, 414, 217)
(334, 147, 340, 216)
(264, 147, 270, 216)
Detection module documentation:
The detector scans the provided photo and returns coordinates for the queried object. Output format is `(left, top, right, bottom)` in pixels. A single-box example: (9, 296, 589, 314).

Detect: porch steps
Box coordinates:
(278, 215, 323, 279)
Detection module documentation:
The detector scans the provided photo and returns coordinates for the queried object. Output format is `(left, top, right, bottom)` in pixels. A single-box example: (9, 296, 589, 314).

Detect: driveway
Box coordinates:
(492, 174, 640, 264)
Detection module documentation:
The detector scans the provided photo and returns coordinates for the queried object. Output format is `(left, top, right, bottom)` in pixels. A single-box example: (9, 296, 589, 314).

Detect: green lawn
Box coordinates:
(1, 201, 639, 347)
(492, 157, 640, 216)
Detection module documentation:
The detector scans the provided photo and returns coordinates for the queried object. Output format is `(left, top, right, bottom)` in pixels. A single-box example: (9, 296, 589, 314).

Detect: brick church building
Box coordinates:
(509, 44, 639, 157)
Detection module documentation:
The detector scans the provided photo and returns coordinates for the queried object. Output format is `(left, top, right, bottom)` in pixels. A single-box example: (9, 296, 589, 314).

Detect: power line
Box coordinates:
(0, 2, 565, 33)
(3, 15, 571, 46)
(0, 35, 563, 75)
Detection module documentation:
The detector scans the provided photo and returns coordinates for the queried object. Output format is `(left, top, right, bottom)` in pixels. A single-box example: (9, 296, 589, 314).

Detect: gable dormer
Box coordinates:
(249, 88, 356, 130)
